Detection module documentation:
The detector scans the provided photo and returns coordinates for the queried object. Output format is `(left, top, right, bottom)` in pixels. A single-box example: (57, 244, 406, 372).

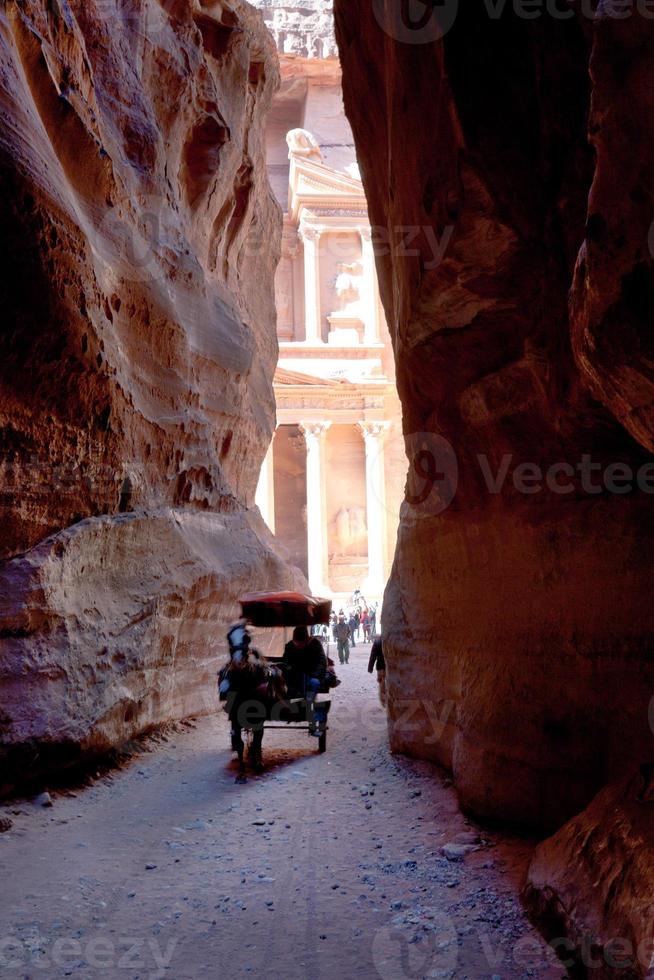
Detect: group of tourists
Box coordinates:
(314, 598, 386, 705)
(324, 601, 378, 663)
(310, 613, 386, 703)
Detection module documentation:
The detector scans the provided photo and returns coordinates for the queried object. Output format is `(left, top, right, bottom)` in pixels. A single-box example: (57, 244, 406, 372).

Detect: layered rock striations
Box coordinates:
(0, 0, 302, 791)
(334, 0, 654, 829)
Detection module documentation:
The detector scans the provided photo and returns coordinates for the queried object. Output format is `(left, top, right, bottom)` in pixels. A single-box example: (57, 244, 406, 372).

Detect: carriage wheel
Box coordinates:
(318, 731, 327, 753)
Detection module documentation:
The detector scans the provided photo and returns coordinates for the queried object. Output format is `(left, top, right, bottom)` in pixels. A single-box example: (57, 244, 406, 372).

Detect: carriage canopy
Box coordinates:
(239, 591, 332, 628)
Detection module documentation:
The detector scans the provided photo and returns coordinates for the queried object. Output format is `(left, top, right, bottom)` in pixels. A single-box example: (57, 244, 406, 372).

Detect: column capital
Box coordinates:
(359, 420, 391, 442)
(299, 222, 321, 244)
(300, 420, 332, 440)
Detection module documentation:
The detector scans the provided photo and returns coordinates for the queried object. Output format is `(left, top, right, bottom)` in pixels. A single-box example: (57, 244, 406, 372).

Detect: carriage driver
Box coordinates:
(282, 626, 328, 735)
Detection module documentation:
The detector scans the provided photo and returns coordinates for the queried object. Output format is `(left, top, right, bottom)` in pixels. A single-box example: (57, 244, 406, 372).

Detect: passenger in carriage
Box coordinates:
(282, 626, 329, 736)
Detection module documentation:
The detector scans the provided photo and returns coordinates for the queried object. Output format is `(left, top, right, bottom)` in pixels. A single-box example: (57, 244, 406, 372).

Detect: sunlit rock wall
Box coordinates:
(0, 0, 304, 791)
(334, 2, 654, 830)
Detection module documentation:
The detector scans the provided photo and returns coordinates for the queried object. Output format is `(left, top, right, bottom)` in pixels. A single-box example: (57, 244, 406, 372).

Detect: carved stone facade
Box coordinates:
(251, 1, 337, 59)
(251, 2, 404, 602)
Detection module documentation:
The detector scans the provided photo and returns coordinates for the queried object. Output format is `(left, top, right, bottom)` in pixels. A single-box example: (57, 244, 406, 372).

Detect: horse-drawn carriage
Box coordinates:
(218, 591, 336, 778)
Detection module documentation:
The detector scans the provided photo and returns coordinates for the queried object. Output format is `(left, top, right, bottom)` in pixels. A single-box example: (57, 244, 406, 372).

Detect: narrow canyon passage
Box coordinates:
(0, 645, 562, 980)
(3, 0, 654, 969)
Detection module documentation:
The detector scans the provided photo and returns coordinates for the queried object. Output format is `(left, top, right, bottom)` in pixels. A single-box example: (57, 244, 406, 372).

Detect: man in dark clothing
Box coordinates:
(367, 635, 386, 706)
(282, 626, 326, 686)
(282, 626, 328, 734)
(333, 615, 351, 665)
(348, 612, 358, 648)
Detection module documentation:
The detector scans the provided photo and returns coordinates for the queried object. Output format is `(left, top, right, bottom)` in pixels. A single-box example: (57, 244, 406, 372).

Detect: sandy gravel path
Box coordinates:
(0, 643, 564, 980)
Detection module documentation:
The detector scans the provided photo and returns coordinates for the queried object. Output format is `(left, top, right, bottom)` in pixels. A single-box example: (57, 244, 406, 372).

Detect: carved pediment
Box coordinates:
(289, 154, 367, 220)
(274, 366, 352, 388)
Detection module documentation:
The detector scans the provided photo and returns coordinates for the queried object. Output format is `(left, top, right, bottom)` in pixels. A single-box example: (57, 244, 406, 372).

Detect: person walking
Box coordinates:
(367, 634, 386, 706)
(361, 609, 371, 643)
(348, 611, 358, 648)
(333, 614, 351, 665)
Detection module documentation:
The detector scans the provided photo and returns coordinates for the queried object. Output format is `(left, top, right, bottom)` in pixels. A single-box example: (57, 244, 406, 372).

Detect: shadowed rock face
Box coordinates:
(0, 0, 303, 790)
(334, 2, 654, 830)
(523, 770, 654, 978)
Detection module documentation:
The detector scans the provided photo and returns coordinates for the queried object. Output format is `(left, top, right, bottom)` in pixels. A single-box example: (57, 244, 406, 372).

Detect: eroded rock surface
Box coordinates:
(0, 0, 300, 789)
(524, 772, 654, 978)
(0, 507, 303, 791)
(334, 0, 654, 828)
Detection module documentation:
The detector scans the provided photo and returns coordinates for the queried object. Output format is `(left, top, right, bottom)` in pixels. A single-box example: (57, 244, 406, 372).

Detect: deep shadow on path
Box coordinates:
(0, 643, 564, 979)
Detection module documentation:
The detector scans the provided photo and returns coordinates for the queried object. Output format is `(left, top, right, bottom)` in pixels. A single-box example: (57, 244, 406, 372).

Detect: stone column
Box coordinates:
(359, 421, 391, 598)
(300, 421, 332, 594)
(255, 439, 275, 532)
(360, 227, 382, 345)
(300, 224, 322, 344)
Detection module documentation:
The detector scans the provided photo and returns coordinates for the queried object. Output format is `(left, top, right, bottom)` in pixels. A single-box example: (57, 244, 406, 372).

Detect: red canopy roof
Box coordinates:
(239, 591, 332, 627)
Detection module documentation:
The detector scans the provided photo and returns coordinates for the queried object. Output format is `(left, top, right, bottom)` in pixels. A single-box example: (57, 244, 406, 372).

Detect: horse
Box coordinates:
(218, 648, 287, 782)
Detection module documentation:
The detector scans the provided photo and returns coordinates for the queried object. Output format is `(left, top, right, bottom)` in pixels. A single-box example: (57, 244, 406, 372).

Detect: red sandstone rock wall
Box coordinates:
(334, 0, 654, 829)
(524, 771, 654, 978)
(0, 0, 303, 790)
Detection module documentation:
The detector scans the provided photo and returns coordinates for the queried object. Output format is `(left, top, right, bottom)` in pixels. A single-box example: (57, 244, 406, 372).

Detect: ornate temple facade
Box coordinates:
(252, 1, 404, 603)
